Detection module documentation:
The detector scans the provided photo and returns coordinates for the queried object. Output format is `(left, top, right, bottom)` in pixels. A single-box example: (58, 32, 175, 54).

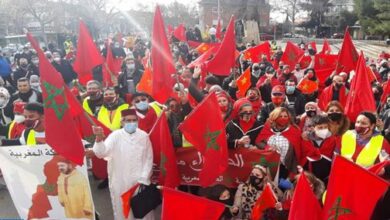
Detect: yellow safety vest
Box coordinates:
(26, 129, 36, 146)
(149, 101, 162, 117)
(82, 97, 93, 115)
(97, 103, 129, 131)
(8, 121, 16, 139)
(341, 130, 384, 167)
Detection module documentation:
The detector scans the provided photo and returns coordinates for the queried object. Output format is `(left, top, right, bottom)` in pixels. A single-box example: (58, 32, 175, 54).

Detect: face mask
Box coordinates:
(306, 110, 316, 117)
(20, 63, 28, 68)
(220, 105, 228, 112)
(315, 129, 331, 139)
(248, 95, 258, 101)
(14, 115, 25, 124)
(124, 122, 138, 134)
(104, 97, 116, 104)
(271, 96, 284, 105)
(335, 83, 343, 89)
(249, 175, 263, 189)
(54, 57, 61, 62)
(24, 119, 38, 129)
(355, 126, 370, 135)
(275, 117, 290, 126)
(307, 72, 314, 78)
(127, 64, 135, 70)
(32, 60, 39, 65)
(135, 101, 149, 111)
(219, 196, 234, 206)
(328, 112, 342, 121)
(286, 86, 295, 94)
(88, 91, 101, 100)
(115, 44, 120, 48)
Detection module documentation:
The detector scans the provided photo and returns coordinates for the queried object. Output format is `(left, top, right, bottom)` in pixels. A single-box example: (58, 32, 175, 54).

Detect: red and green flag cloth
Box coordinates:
(251, 183, 277, 220)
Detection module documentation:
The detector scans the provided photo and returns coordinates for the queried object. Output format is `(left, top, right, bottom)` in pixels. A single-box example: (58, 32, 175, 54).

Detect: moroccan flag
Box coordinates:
(335, 27, 358, 74)
(368, 160, 390, 175)
(288, 174, 322, 220)
(151, 6, 176, 103)
(345, 52, 376, 122)
(251, 184, 277, 220)
(121, 183, 140, 219)
(216, 18, 222, 40)
(149, 113, 180, 188)
(381, 82, 389, 104)
(320, 38, 331, 55)
(315, 67, 335, 84)
(206, 15, 236, 76)
(178, 92, 228, 186)
(73, 20, 104, 85)
(299, 55, 312, 69)
(366, 66, 377, 83)
(314, 54, 338, 70)
(187, 46, 220, 68)
(137, 67, 153, 95)
(297, 78, 318, 94)
(103, 43, 122, 87)
(309, 41, 317, 52)
(322, 156, 389, 220)
(162, 187, 225, 220)
(243, 41, 271, 63)
(280, 41, 304, 69)
(173, 24, 187, 42)
(237, 67, 251, 98)
(27, 33, 85, 165)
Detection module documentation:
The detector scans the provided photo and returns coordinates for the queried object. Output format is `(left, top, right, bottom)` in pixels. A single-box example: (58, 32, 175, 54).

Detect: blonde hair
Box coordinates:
(267, 107, 296, 126)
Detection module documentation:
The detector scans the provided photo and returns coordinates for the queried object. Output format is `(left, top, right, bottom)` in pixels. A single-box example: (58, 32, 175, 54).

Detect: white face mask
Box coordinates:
(315, 129, 331, 139)
(14, 115, 25, 123)
(0, 97, 6, 107)
(54, 57, 61, 62)
(31, 82, 40, 88)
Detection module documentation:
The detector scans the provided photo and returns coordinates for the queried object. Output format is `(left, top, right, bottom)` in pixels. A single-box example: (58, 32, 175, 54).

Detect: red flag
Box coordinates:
(280, 41, 304, 69)
(381, 82, 389, 104)
(237, 68, 251, 97)
(251, 184, 277, 220)
(335, 27, 358, 73)
(103, 43, 122, 87)
(149, 113, 180, 188)
(315, 67, 335, 85)
(243, 41, 271, 63)
(216, 18, 222, 40)
(178, 93, 228, 186)
(188, 46, 220, 68)
(314, 54, 338, 70)
(320, 38, 332, 55)
(73, 20, 104, 85)
(309, 41, 317, 52)
(206, 15, 236, 76)
(288, 174, 322, 220)
(162, 187, 225, 220)
(137, 67, 153, 95)
(151, 6, 176, 103)
(368, 160, 390, 175)
(345, 52, 376, 122)
(297, 78, 318, 94)
(173, 24, 187, 42)
(27, 33, 85, 165)
(121, 183, 140, 219)
(322, 156, 389, 220)
(167, 25, 174, 36)
(298, 55, 312, 69)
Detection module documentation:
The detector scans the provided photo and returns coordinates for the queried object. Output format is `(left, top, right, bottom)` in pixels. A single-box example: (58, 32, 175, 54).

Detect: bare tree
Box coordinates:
(271, 0, 302, 33)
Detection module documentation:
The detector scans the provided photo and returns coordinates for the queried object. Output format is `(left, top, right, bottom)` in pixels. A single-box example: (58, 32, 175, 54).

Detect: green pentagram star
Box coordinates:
(204, 127, 221, 151)
(251, 156, 278, 168)
(43, 82, 68, 121)
(328, 196, 352, 220)
(288, 51, 296, 61)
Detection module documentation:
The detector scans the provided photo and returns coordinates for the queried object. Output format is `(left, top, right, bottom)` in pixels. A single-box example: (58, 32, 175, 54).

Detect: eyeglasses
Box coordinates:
(133, 98, 147, 103)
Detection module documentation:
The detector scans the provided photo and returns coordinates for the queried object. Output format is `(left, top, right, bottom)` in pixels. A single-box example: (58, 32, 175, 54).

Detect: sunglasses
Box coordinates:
(134, 98, 147, 103)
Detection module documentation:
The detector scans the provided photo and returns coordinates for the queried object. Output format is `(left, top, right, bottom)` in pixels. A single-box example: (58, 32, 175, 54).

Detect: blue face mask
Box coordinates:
(124, 122, 138, 134)
(286, 86, 295, 94)
(135, 101, 149, 111)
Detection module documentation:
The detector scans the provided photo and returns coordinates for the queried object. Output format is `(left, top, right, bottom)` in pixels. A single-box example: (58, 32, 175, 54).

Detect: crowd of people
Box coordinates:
(0, 27, 390, 220)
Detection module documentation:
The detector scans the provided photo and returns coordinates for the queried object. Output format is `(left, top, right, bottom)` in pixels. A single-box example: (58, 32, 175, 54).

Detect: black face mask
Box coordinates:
(219, 196, 234, 206)
(249, 175, 263, 189)
(306, 110, 316, 117)
(328, 112, 342, 121)
(335, 83, 343, 89)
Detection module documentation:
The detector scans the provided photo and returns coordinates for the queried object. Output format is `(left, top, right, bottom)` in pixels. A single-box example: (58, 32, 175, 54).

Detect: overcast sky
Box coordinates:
(108, 0, 289, 23)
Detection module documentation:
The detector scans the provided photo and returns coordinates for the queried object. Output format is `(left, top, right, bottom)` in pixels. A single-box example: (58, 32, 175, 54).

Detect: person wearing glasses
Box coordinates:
(256, 107, 302, 190)
(257, 85, 296, 124)
(226, 98, 263, 149)
(130, 92, 162, 133)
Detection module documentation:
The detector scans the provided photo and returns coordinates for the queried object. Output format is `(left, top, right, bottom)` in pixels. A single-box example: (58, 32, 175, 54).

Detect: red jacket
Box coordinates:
(318, 85, 347, 110)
